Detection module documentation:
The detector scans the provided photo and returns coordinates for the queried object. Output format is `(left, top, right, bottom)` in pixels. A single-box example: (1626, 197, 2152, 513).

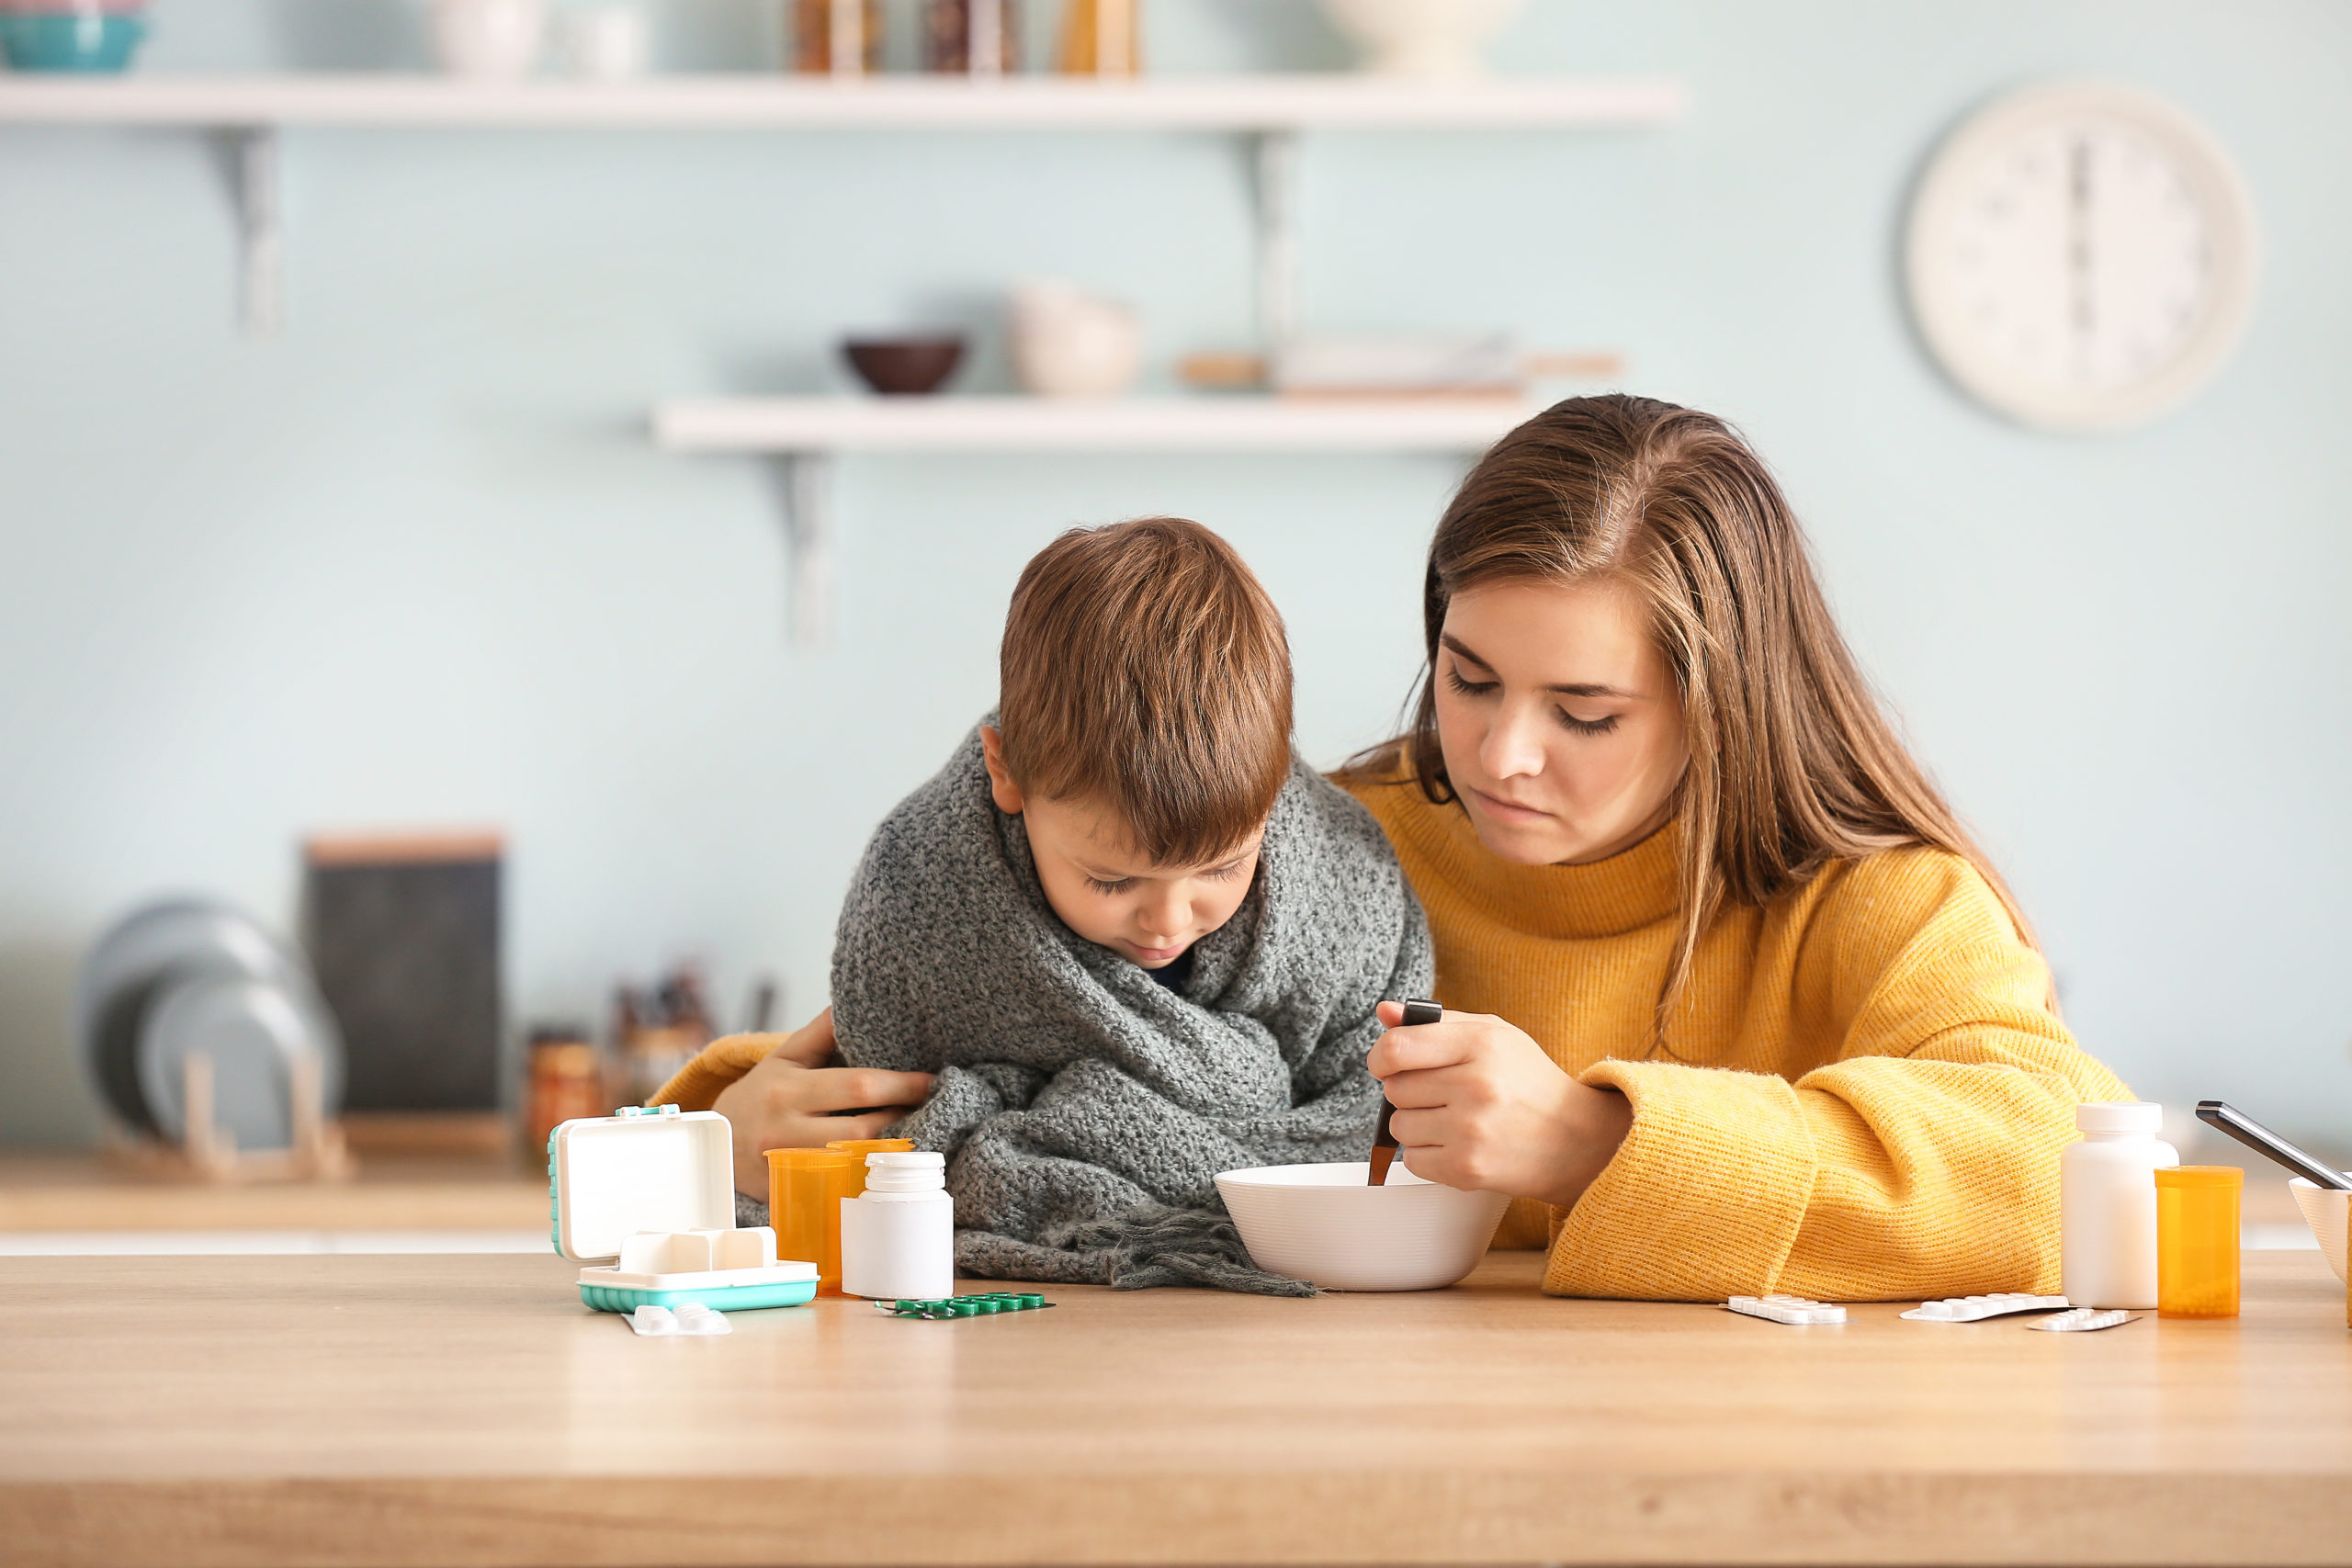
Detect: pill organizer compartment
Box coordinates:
(549, 1106, 819, 1314)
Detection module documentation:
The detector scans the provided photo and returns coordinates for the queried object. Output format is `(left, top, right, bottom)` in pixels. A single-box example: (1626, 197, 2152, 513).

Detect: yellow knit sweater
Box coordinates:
(1344, 776, 2132, 1303)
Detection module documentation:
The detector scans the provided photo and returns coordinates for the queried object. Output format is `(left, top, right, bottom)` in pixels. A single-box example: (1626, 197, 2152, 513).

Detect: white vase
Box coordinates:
(1317, 0, 1525, 79)
(1008, 280, 1143, 399)
(558, 4, 649, 78)
(431, 0, 548, 78)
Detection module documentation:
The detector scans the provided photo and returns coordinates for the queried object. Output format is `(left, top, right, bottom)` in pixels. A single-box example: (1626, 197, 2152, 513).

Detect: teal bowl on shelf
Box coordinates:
(0, 11, 148, 71)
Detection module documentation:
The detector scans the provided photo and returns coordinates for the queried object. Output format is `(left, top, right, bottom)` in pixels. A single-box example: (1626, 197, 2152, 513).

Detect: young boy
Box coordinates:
(660, 517, 1430, 1292)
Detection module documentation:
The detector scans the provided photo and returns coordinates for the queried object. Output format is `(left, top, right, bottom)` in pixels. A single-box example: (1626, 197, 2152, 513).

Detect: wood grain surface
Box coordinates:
(0, 1155, 548, 1231)
(1, 1249, 2346, 1567)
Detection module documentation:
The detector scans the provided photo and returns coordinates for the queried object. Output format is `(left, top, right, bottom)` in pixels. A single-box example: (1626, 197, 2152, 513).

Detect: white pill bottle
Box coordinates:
(840, 1151, 956, 1300)
(2060, 1101, 2178, 1309)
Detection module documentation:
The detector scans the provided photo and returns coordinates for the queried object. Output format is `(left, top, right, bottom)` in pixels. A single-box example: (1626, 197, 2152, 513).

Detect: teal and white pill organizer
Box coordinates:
(549, 1105, 818, 1314)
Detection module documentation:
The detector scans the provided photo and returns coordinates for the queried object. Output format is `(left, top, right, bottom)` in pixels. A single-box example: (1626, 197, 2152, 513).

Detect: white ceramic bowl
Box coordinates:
(1216, 1161, 1510, 1292)
(1317, 0, 1525, 80)
(1007, 280, 1142, 400)
(431, 0, 547, 79)
(2289, 1178, 2349, 1284)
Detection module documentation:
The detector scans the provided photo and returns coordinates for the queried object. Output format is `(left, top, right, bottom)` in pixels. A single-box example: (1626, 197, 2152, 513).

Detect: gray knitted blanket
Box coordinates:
(822, 721, 1431, 1295)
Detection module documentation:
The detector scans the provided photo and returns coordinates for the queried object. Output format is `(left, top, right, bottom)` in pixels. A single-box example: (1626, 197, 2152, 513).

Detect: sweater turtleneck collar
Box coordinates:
(1398, 790, 1682, 942)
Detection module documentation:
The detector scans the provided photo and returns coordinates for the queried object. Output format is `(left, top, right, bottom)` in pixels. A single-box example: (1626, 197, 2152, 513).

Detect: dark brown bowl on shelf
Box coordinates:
(842, 335, 967, 396)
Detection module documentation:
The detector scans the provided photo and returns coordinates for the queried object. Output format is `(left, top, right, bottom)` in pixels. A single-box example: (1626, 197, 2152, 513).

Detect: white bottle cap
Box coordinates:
(864, 1150, 946, 1193)
(2076, 1101, 2163, 1134)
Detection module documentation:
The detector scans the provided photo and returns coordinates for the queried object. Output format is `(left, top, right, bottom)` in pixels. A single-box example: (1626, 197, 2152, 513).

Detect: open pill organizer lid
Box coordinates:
(550, 1106, 736, 1262)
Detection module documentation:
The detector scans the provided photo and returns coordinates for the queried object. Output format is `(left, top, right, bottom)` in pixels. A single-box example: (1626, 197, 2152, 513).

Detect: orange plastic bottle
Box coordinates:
(2154, 1165, 2243, 1318)
(792, 0, 882, 73)
(766, 1148, 862, 1294)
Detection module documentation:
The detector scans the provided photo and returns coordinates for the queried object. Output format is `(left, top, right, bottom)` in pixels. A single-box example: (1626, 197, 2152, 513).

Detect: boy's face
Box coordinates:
(982, 727, 1263, 968)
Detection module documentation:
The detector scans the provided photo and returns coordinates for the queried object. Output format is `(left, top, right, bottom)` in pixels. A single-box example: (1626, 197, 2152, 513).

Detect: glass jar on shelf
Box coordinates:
(792, 0, 881, 73)
(925, 0, 1019, 74)
(1057, 0, 1138, 75)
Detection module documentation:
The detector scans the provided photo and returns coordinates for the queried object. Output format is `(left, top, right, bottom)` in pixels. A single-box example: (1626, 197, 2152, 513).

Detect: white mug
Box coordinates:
(431, 0, 548, 79)
(1008, 280, 1143, 400)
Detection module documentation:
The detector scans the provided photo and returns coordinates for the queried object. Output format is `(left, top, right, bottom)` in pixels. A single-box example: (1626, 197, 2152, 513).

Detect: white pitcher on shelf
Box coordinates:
(431, 0, 548, 78)
(1008, 280, 1143, 399)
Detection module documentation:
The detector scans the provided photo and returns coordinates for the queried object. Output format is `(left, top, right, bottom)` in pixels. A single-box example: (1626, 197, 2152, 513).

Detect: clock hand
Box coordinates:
(2068, 134, 2095, 367)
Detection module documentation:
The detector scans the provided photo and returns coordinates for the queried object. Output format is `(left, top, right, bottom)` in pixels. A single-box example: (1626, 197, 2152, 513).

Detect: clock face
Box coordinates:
(1905, 82, 2259, 432)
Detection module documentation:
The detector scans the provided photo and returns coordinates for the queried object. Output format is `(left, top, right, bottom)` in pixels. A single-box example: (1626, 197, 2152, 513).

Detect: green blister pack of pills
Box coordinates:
(877, 1292, 1054, 1319)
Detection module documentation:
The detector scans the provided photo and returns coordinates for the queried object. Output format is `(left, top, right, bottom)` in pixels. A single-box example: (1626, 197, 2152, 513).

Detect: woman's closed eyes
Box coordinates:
(1443, 661, 1621, 736)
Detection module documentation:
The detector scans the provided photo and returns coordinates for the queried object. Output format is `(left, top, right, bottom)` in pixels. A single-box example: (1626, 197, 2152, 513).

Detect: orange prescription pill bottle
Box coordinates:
(827, 1138, 917, 1198)
(766, 1148, 862, 1294)
(2154, 1165, 2243, 1318)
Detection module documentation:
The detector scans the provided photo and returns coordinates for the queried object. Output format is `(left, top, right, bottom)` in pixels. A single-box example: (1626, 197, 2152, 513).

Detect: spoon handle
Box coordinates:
(1369, 999, 1443, 1186)
(2196, 1100, 2352, 1190)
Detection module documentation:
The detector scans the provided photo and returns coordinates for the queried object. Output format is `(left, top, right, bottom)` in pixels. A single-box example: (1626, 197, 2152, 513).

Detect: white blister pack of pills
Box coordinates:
(1726, 1294, 1846, 1325)
(1901, 1292, 2071, 1322)
(2024, 1307, 2139, 1332)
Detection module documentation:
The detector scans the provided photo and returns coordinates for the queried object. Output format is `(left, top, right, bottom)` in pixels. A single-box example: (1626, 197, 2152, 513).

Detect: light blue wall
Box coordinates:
(4, 1, 2347, 1153)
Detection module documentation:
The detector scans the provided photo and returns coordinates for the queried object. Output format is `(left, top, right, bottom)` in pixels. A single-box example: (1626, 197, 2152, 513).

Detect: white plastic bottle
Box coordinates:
(2060, 1101, 2178, 1309)
(839, 1151, 956, 1300)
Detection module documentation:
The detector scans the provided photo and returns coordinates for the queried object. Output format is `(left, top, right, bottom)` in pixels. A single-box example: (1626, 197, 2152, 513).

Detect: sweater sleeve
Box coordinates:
(646, 1032, 784, 1112)
(1544, 851, 2132, 1302)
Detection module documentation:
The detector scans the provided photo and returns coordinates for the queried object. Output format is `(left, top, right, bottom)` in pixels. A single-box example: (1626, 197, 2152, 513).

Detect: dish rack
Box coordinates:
(103, 1051, 353, 1183)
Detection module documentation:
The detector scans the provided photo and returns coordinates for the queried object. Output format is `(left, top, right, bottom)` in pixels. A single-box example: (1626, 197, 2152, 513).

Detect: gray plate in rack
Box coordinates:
(138, 976, 328, 1151)
(77, 898, 343, 1135)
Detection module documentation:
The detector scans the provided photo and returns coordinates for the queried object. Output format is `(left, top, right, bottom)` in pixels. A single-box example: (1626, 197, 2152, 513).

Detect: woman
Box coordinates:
(1340, 393, 2129, 1301)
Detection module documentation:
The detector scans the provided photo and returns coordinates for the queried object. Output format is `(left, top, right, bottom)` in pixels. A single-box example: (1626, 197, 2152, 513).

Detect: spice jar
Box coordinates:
(1057, 0, 1138, 75)
(2154, 1165, 2243, 1318)
(925, 0, 1018, 73)
(793, 0, 881, 73)
(524, 1032, 606, 1157)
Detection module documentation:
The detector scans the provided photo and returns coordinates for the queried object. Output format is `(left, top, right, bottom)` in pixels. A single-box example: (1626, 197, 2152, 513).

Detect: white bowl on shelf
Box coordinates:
(431, 0, 548, 79)
(2289, 1178, 2349, 1284)
(1008, 279, 1143, 400)
(1215, 1160, 1510, 1292)
(1318, 0, 1526, 80)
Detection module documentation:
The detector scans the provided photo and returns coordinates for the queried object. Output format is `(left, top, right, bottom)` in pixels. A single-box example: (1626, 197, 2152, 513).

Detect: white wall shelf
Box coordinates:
(653, 395, 1535, 454)
(0, 73, 1684, 341)
(0, 73, 1686, 131)
(655, 395, 1536, 649)
(1, 72, 1680, 647)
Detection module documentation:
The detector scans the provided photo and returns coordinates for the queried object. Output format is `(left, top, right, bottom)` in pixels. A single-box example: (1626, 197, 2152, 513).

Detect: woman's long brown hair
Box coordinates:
(1351, 394, 2040, 1042)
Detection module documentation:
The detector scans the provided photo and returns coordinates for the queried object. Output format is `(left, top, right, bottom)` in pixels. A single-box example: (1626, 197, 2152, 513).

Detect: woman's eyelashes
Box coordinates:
(1447, 661, 1619, 736)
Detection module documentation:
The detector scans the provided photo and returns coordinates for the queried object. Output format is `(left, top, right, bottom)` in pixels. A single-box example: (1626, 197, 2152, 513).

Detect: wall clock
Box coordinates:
(1905, 81, 2259, 433)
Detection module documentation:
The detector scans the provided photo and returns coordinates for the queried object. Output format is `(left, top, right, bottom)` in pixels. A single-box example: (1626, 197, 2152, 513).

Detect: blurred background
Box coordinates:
(1, 1, 2346, 1235)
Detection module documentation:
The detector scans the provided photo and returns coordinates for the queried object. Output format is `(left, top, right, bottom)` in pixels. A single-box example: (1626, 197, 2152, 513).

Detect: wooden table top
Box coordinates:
(0, 1154, 548, 1232)
(3, 1248, 2346, 1568)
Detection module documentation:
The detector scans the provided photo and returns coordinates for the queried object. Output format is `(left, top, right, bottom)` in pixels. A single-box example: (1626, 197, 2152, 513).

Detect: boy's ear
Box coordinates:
(979, 726, 1026, 815)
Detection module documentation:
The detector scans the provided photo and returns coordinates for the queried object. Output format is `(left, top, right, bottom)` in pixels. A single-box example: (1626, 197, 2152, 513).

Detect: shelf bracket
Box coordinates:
(1252, 129, 1299, 353)
(228, 125, 282, 337)
(768, 452, 835, 651)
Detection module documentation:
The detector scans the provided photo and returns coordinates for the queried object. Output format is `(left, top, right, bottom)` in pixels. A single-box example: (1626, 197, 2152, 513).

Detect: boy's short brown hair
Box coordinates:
(999, 517, 1293, 866)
